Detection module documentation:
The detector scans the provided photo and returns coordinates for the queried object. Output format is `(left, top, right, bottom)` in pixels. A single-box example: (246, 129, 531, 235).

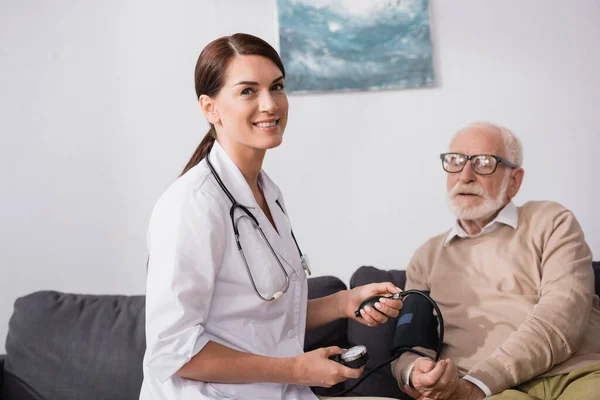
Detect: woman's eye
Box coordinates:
(271, 83, 284, 91)
(240, 87, 254, 96)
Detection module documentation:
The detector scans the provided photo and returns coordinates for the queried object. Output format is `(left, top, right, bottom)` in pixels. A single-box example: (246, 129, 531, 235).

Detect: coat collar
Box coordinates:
(207, 141, 257, 208)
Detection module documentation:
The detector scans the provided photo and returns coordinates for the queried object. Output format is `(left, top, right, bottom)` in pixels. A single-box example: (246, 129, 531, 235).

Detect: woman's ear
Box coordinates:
(199, 94, 220, 125)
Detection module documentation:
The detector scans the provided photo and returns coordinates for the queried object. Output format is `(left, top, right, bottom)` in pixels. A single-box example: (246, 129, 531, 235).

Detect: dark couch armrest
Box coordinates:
(593, 261, 599, 296)
(305, 276, 349, 398)
(1, 354, 5, 400)
(347, 266, 411, 399)
(305, 275, 349, 351)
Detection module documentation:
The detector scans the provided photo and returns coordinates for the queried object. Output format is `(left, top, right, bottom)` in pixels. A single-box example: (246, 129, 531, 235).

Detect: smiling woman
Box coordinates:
(201, 54, 288, 158)
(139, 33, 404, 400)
(180, 33, 288, 177)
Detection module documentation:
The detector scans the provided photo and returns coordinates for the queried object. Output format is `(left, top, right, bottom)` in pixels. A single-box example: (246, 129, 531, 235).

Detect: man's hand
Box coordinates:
(401, 358, 485, 400)
(402, 357, 460, 400)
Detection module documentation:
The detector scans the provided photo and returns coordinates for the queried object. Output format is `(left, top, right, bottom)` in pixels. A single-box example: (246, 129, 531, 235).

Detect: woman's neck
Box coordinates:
(217, 138, 266, 191)
(216, 137, 277, 233)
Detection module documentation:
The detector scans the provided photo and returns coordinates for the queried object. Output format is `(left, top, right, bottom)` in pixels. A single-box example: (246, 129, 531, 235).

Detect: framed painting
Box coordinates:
(278, 0, 435, 94)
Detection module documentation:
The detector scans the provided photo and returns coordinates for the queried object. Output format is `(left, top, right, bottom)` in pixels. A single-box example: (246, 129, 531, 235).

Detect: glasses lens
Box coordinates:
(442, 153, 465, 172)
(472, 155, 497, 175)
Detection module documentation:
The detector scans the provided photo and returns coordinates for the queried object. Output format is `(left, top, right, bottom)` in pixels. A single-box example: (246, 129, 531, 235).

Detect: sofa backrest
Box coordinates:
(3, 292, 146, 400)
(2, 276, 347, 400)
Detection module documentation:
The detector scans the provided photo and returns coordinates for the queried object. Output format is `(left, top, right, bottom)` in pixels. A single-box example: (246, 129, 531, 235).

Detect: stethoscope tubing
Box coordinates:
(206, 151, 292, 301)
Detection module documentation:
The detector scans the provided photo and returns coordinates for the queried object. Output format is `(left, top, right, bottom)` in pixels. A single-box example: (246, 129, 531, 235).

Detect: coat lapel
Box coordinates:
(259, 173, 297, 271)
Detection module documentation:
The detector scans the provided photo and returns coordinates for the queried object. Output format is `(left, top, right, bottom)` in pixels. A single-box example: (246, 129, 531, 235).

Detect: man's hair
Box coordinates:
(454, 121, 524, 167)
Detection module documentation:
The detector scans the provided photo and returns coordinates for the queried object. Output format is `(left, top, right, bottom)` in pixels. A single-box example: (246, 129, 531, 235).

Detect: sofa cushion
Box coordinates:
(347, 266, 410, 400)
(4, 291, 146, 400)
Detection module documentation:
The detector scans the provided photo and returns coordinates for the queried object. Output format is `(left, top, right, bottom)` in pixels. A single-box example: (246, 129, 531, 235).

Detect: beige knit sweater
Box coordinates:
(392, 201, 600, 395)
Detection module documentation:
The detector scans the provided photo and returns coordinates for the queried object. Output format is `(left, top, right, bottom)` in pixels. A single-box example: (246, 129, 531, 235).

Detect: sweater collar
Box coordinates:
(444, 201, 518, 247)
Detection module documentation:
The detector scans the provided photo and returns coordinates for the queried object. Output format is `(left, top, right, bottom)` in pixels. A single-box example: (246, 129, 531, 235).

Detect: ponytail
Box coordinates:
(180, 126, 216, 176)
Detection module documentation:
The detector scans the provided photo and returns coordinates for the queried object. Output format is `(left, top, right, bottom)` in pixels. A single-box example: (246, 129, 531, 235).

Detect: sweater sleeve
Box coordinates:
(391, 243, 436, 388)
(468, 209, 594, 395)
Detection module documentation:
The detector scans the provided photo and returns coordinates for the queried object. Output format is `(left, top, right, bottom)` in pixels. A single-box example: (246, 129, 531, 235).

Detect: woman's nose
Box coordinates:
(259, 92, 279, 114)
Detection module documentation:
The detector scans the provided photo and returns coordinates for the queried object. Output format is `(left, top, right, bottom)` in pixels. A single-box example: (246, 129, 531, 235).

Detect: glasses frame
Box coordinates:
(440, 152, 518, 176)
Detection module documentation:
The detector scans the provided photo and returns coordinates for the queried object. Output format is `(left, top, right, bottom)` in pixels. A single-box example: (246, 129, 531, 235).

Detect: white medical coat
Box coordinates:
(140, 141, 316, 399)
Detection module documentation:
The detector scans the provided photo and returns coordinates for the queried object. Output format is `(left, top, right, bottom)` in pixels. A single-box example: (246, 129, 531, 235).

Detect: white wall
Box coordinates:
(1, 0, 599, 353)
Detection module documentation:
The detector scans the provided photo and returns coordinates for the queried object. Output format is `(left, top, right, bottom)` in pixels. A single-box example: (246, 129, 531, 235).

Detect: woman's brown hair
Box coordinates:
(180, 33, 286, 176)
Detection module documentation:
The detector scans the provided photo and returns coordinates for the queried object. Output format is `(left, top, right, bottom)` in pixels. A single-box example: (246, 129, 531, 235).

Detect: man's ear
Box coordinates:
(507, 168, 525, 199)
(199, 95, 220, 125)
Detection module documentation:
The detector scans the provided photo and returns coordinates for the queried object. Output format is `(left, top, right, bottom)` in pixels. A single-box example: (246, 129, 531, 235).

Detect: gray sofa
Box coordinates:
(2, 263, 599, 400)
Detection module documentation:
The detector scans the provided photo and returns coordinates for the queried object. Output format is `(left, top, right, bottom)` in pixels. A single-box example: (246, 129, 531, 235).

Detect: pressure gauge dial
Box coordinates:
(329, 345, 369, 368)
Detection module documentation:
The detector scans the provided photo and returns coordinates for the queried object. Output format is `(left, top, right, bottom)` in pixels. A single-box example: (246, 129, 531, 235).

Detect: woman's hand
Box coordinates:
(340, 282, 403, 327)
(291, 346, 364, 387)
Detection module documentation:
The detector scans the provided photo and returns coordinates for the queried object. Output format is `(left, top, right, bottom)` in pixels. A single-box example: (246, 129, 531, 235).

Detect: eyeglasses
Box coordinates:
(440, 153, 517, 175)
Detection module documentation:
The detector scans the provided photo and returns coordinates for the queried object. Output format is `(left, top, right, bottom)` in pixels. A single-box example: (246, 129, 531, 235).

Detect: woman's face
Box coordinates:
(209, 55, 288, 152)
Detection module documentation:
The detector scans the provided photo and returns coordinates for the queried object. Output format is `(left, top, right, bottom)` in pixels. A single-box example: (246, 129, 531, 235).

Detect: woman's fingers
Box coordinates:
(376, 297, 402, 318)
(359, 307, 383, 326)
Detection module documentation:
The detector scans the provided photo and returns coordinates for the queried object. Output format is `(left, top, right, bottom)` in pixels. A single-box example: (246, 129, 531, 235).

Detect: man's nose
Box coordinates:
(259, 91, 279, 114)
(459, 161, 476, 183)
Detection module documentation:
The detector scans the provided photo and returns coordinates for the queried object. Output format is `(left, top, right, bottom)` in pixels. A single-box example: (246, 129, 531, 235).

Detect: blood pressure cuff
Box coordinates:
(391, 291, 439, 356)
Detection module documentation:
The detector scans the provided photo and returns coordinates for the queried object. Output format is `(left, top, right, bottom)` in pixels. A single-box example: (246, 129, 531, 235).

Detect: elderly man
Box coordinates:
(392, 122, 600, 399)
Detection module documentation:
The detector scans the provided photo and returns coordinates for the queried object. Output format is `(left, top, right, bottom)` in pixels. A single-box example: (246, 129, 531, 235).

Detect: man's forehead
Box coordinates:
(449, 127, 504, 155)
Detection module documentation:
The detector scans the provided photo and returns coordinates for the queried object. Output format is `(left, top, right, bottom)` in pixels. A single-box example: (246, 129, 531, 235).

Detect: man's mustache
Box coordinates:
(449, 182, 487, 197)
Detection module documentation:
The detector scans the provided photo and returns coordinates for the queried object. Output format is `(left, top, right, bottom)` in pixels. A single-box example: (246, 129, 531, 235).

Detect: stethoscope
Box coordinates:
(206, 151, 311, 302)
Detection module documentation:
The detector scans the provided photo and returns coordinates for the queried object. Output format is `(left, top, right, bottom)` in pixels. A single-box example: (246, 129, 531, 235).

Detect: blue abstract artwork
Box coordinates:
(277, 0, 435, 93)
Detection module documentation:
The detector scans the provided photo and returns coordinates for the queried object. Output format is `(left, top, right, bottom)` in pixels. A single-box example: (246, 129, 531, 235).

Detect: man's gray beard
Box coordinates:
(447, 175, 509, 221)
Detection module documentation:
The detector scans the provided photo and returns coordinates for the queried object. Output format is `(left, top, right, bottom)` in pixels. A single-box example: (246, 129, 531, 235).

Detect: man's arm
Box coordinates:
(467, 209, 594, 395)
